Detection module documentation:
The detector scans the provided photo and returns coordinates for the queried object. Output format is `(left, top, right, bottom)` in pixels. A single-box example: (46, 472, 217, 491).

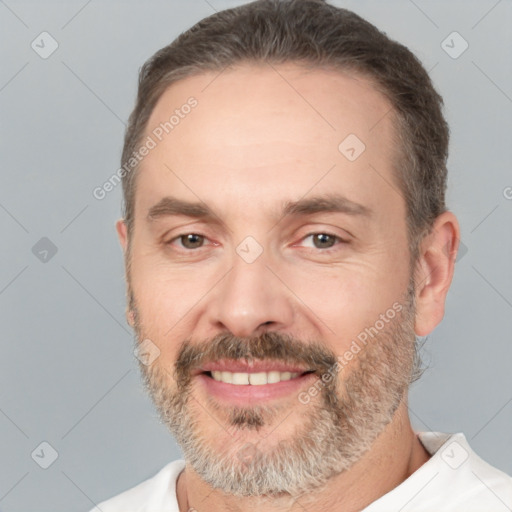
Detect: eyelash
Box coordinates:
(166, 232, 346, 252)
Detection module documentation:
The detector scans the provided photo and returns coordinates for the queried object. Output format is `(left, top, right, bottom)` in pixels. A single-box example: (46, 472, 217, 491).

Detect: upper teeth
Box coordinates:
(211, 371, 300, 385)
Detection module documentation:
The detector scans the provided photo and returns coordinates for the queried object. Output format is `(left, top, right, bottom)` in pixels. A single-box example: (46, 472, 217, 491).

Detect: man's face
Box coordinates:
(121, 63, 417, 496)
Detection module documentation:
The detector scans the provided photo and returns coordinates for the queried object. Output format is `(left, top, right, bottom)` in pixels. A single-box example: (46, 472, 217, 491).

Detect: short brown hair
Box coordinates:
(121, 0, 449, 263)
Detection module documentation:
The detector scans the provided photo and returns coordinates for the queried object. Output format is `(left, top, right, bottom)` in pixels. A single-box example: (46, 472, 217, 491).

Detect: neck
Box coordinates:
(176, 398, 431, 512)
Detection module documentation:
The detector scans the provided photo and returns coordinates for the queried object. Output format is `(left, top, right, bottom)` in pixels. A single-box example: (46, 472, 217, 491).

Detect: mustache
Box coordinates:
(174, 331, 338, 387)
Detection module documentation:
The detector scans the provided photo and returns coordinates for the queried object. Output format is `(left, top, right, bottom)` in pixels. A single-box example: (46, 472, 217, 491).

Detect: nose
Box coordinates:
(207, 256, 295, 338)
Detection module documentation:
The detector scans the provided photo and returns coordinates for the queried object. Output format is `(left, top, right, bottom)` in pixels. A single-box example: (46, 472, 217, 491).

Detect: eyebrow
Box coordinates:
(146, 194, 372, 223)
(147, 197, 212, 221)
(282, 194, 372, 218)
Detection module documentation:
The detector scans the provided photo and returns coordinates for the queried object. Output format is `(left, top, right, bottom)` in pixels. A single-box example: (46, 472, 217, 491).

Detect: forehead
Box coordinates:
(137, 63, 400, 218)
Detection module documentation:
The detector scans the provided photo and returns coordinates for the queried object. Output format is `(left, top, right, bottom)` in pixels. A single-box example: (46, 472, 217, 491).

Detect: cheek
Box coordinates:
(278, 257, 408, 343)
(129, 256, 214, 345)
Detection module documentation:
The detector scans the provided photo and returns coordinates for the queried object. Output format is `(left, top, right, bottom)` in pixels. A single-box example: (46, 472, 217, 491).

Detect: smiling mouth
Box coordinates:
(203, 370, 315, 385)
(196, 360, 318, 403)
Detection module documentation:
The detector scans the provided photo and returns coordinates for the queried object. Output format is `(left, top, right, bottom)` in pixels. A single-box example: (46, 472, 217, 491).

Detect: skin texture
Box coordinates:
(116, 63, 460, 512)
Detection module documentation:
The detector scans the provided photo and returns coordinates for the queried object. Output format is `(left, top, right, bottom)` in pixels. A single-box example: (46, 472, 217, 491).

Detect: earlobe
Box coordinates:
(413, 211, 460, 337)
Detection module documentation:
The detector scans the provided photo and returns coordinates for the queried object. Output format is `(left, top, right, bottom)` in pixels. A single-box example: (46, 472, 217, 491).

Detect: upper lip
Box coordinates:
(194, 359, 312, 375)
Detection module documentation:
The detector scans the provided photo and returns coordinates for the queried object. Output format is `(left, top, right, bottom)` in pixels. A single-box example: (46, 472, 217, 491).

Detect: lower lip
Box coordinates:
(197, 372, 317, 405)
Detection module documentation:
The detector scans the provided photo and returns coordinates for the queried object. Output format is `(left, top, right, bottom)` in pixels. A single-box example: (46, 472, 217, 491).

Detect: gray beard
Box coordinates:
(132, 284, 418, 498)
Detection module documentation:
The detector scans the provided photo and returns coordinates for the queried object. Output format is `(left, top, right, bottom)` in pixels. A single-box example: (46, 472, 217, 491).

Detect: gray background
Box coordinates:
(1, 0, 511, 511)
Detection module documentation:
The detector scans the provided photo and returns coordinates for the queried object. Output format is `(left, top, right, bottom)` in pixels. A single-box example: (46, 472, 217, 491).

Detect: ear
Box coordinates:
(115, 219, 135, 327)
(413, 211, 460, 336)
(116, 218, 128, 252)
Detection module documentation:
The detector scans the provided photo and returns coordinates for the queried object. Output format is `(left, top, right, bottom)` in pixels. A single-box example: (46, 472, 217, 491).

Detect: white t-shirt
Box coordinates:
(89, 432, 512, 512)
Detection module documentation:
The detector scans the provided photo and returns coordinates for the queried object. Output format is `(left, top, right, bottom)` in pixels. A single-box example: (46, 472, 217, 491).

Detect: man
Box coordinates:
(91, 0, 512, 510)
